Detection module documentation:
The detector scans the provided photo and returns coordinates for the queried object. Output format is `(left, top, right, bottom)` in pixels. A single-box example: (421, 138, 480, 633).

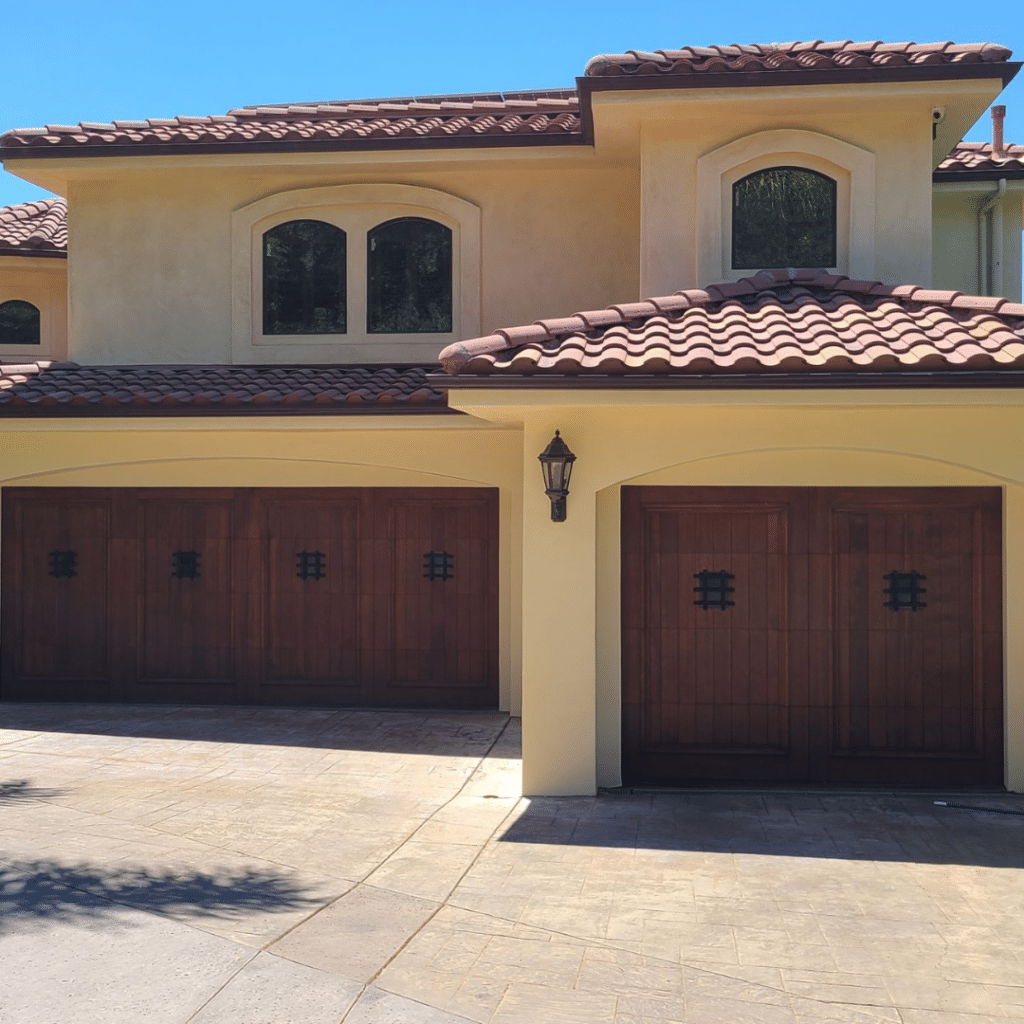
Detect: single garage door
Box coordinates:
(1, 487, 498, 709)
(622, 486, 1003, 786)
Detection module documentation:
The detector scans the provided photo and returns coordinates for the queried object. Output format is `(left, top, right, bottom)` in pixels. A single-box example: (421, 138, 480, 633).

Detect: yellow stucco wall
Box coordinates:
(452, 388, 1024, 796)
(589, 80, 1003, 296)
(58, 155, 638, 365)
(0, 416, 524, 715)
(0, 256, 68, 360)
(933, 184, 1024, 302)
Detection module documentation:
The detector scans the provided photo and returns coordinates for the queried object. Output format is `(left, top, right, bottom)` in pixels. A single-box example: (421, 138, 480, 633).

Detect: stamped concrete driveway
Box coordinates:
(1, 704, 1023, 1024)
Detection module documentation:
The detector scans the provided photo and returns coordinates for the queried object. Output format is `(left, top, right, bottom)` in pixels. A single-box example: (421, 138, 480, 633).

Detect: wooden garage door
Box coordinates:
(1, 487, 498, 709)
(622, 486, 1003, 786)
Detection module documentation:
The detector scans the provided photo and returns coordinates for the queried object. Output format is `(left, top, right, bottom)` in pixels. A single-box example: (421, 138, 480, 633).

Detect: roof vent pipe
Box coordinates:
(992, 105, 1006, 159)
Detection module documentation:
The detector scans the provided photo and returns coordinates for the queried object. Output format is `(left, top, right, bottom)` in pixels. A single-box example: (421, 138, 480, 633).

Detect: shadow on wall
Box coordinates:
(0, 860, 325, 936)
(498, 792, 1024, 869)
(0, 703, 509, 755)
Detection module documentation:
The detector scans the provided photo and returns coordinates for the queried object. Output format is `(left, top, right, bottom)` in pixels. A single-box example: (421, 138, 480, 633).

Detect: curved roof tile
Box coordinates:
(0, 198, 67, 256)
(0, 364, 450, 416)
(438, 270, 1024, 380)
(585, 40, 1013, 77)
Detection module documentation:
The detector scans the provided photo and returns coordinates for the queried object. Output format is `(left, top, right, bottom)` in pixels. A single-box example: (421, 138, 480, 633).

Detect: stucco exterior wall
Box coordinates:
(0, 256, 68, 360)
(933, 184, 1024, 302)
(589, 82, 999, 298)
(452, 389, 1024, 796)
(0, 416, 524, 715)
(64, 155, 638, 365)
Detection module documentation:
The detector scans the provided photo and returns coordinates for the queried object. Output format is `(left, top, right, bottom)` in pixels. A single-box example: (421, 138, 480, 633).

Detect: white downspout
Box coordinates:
(992, 179, 1006, 297)
(979, 179, 1007, 295)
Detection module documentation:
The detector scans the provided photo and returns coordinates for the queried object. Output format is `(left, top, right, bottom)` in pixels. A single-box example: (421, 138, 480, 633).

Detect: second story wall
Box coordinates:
(602, 82, 991, 298)
(64, 153, 638, 365)
(0, 256, 67, 361)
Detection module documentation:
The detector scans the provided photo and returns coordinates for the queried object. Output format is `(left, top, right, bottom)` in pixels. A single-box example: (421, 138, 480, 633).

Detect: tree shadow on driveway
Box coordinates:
(0, 779, 66, 802)
(0, 859, 326, 936)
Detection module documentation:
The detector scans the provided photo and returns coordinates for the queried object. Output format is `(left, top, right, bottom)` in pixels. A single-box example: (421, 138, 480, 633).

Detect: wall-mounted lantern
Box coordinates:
(537, 430, 577, 522)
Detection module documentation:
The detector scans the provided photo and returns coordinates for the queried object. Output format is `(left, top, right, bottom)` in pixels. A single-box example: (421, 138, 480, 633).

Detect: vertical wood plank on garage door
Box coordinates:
(621, 487, 802, 784)
(1, 490, 113, 700)
(136, 493, 236, 692)
(259, 491, 363, 703)
(826, 488, 1002, 785)
(372, 488, 498, 708)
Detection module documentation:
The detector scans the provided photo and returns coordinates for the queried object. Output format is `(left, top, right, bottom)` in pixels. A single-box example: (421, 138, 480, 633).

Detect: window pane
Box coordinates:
(263, 220, 346, 335)
(367, 218, 452, 334)
(732, 167, 837, 270)
(0, 300, 41, 345)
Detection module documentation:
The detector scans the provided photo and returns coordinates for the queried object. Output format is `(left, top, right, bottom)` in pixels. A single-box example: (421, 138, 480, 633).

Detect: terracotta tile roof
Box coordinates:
(4, 40, 1014, 158)
(0, 198, 67, 257)
(936, 141, 1024, 178)
(0, 91, 582, 155)
(0, 363, 450, 416)
(438, 270, 1024, 383)
(585, 40, 1014, 78)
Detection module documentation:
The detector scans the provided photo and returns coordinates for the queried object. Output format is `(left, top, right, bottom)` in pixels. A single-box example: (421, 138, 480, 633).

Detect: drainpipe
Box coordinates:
(978, 106, 1008, 295)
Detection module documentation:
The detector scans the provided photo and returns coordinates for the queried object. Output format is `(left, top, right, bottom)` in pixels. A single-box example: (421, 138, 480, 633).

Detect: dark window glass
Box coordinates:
(367, 217, 452, 334)
(0, 300, 41, 345)
(732, 167, 837, 270)
(263, 220, 346, 335)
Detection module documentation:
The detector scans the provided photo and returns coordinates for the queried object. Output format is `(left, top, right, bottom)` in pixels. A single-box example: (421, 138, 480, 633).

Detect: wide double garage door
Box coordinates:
(623, 487, 1004, 786)
(1, 488, 498, 709)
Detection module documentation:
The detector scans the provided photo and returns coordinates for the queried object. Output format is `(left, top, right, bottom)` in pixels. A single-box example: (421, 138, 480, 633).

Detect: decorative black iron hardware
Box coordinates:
(48, 550, 77, 579)
(883, 571, 927, 611)
(423, 551, 455, 581)
(296, 550, 326, 580)
(693, 569, 735, 610)
(171, 550, 201, 579)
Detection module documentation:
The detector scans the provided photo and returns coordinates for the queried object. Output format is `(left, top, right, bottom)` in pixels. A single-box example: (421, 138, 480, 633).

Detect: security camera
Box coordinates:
(932, 107, 946, 124)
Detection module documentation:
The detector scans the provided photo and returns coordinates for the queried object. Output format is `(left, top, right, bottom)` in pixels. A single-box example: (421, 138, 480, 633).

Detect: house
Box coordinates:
(2, 40, 1024, 796)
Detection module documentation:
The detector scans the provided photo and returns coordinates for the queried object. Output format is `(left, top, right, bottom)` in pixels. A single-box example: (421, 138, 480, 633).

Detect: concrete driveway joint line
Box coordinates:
(2, 703, 1023, 1024)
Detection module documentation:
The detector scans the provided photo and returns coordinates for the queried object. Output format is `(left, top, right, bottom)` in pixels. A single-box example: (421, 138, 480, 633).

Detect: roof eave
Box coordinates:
(435, 370, 1024, 391)
(578, 61, 1022, 95)
(0, 129, 591, 162)
(933, 168, 1024, 182)
(0, 246, 67, 259)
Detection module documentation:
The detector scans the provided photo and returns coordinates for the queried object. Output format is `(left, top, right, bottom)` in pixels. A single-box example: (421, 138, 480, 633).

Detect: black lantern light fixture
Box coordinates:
(538, 430, 577, 522)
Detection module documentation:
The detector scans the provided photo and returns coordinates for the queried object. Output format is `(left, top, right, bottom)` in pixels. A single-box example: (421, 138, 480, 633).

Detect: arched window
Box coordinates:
(263, 220, 346, 335)
(367, 218, 452, 334)
(0, 300, 41, 346)
(732, 167, 837, 270)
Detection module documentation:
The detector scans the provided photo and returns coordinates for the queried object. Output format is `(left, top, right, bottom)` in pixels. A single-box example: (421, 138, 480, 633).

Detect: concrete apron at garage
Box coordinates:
(2, 703, 1023, 1024)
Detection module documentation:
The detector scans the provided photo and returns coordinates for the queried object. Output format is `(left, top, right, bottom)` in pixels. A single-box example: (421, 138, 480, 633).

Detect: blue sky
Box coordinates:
(1, 0, 1021, 207)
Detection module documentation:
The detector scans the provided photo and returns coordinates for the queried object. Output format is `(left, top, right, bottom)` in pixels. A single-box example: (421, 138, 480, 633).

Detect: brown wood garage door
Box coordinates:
(622, 486, 1003, 786)
(1, 487, 498, 709)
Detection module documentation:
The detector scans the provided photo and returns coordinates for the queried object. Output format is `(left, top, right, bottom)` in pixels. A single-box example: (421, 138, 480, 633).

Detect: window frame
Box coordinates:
(695, 129, 875, 286)
(232, 184, 480, 365)
(0, 257, 66, 360)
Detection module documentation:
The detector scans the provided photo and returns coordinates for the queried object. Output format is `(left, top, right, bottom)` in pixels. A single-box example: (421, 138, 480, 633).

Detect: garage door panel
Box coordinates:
(137, 497, 236, 686)
(377, 490, 498, 703)
(261, 496, 362, 690)
(2, 492, 112, 698)
(830, 499, 986, 761)
(624, 490, 802, 782)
